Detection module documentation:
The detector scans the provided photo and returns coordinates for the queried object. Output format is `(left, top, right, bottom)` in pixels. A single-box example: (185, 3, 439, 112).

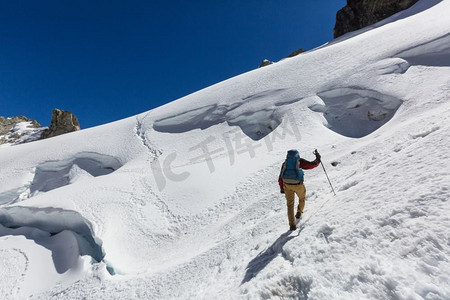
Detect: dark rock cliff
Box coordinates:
(334, 0, 419, 38)
(40, 109, 81, 140)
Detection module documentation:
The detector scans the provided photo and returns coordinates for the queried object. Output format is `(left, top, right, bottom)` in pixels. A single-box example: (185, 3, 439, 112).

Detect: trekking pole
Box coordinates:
(314, 149, 336, 196)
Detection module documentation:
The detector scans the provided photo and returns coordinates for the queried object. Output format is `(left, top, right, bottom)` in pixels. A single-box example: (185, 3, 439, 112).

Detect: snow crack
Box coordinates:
(0, 206, 105, 270)
(312, 87, 403, 138)
(153, 88, 302, 140)
(30, 152, 122, 195)
(397, 33, 450, 67)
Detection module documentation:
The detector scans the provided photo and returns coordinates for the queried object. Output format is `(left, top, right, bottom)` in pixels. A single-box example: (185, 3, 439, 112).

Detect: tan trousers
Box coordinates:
(284, 183, 306, 226)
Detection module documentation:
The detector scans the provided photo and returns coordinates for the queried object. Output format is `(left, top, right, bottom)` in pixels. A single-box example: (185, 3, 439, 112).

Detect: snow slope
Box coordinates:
(0, 0, 449, 299)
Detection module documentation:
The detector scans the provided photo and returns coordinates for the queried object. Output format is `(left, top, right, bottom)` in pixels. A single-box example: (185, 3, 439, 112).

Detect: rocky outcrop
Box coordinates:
(1, 109, 81, 145)
(0, 116, 41, 135)
(287, 48, 306, 58)
(259, 59, 274, 68)
(259, 48, 306, 68)
(334, 0, 419, 38)
(0, 116, 44, 145)
(40, 109, 81, 140)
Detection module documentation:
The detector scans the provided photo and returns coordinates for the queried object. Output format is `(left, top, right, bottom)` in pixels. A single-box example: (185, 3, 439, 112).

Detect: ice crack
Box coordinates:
(0, 206, 105, 271)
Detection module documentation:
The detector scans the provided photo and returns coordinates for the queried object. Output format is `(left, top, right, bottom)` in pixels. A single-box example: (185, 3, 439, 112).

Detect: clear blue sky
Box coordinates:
(0, 0, 345, 128)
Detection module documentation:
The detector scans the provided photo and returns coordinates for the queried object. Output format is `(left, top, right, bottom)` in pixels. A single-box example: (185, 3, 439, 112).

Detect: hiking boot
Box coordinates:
(295, 211, 302, 219)
(289, 225, 297, 231)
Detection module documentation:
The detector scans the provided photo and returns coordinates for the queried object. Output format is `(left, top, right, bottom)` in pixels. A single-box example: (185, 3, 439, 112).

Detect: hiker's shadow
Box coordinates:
(241, 224, 305, 284)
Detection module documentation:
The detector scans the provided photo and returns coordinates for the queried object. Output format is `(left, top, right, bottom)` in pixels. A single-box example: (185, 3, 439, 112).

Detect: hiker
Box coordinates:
(278, 149, 321, 231)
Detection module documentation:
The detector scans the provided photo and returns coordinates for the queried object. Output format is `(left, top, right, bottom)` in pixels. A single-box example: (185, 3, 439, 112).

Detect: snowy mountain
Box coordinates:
(1, 0, 449, 299)
(0, 116, 45, 146)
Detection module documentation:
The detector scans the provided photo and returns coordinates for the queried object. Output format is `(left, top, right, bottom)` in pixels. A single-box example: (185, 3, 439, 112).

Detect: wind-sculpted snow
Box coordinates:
(369, 58, 411, 75)
(0, 206, 108, 298)
(0, 206, 104, 264)
(30, 152, 122, 195)
(311, 88, 403, 138)
(397, 33, 450, 67)
(1, 0, 450, 298)
(153, 88, 301, 140)
(0, 186, 29, 206)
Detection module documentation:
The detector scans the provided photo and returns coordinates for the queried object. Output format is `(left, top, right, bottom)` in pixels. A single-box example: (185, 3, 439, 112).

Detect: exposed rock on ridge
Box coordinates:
(40, 109, 81, 140)
(334, 0, 419, 38)
(258, 48, 306, 68)
(287, 48, 306, 58)
(259, 59, 274, 68)
(0, 116, 44, 145)
(0, 116, 41, 135)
